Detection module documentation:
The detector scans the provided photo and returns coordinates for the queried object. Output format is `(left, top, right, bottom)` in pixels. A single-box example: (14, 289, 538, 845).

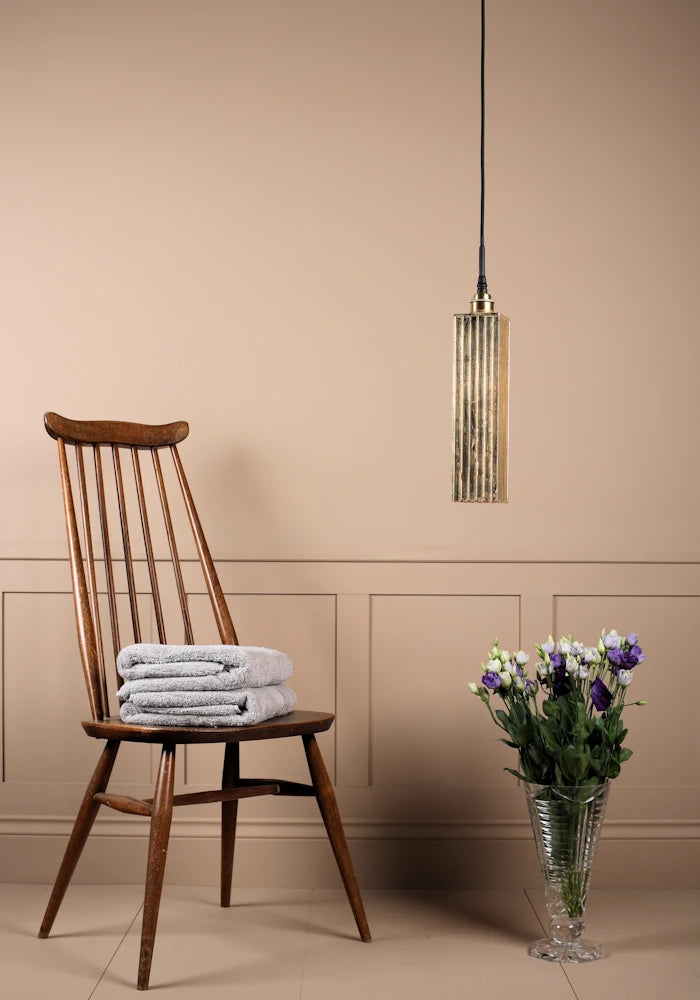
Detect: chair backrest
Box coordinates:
(44, 412, 238, 721)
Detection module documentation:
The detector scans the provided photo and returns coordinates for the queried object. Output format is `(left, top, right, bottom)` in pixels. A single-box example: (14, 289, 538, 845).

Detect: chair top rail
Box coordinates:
(44, 412, 189, 448)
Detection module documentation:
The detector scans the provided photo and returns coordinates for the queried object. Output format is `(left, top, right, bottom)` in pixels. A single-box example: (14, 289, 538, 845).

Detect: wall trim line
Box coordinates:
(1, 815, 697, 841)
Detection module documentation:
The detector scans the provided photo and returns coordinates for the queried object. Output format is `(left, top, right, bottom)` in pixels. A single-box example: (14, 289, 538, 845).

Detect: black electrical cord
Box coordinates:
(476, 0, 488, 295)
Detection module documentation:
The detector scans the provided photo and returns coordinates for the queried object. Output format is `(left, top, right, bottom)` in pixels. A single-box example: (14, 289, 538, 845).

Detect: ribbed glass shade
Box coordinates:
(452, 311, 510, 502)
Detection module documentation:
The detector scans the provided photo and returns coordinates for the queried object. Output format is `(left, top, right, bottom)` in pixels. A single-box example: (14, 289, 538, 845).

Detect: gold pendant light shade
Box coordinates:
(451, 0, 510, 502)
(452, 298, 509, 503)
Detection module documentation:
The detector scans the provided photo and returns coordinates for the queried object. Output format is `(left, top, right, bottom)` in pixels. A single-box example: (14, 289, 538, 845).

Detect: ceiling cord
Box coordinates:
(476, 0, 488, 295)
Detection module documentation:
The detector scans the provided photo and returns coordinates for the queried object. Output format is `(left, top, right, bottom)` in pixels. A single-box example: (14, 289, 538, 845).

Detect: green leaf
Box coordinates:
(619, 748, 633, 762)
(542, 700, 559, 718)
(561, 745, 589, 782)
(540, 724, 561, 752)
(589, 756, 602, 775)
(505, 767, 528, 782)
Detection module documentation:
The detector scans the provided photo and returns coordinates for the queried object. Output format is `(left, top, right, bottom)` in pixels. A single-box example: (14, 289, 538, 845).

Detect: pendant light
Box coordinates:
(452, 0, 510, 502)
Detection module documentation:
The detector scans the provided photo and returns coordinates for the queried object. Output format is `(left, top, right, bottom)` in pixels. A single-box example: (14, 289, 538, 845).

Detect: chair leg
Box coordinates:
(220, 742, 240, 907)
(302, 734, 371, 942)
(39, 739, 120, 938)
(138, 743, 176, 991)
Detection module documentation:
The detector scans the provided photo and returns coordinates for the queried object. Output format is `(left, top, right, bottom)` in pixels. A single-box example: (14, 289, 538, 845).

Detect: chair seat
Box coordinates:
(82, 709, 334, 744)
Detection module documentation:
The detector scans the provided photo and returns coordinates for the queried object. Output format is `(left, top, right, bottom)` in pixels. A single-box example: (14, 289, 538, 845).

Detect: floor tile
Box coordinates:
(92, 887, 312, 997)
(300, 890, 575, 1000)
(0, 883, 144, 1000)
(525, 888, 700, 1000)
(2, 884, 696, 1000)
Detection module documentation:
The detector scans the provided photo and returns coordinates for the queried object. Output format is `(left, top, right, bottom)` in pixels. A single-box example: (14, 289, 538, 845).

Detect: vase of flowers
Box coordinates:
(469, 629, 646, 962)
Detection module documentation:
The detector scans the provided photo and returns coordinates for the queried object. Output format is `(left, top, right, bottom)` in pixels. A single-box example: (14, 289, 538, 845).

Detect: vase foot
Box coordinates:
(529, 937, 604, 963)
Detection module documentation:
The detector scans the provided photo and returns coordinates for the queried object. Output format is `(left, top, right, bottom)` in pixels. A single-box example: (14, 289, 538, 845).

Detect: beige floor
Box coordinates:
(0, 884, 697, 999)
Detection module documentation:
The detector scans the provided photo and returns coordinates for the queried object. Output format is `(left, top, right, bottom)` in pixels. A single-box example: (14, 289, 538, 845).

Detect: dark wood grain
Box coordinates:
(152, 449, 194, 644)
(75, 444, 109, 716)
(132, 448, 167, 642)
(93, 792, 153, 816)
(221, 742, 240, 907)
(112, 445, 141, 643)
(159, 784, 279, 807)
(234, 777, 315, 796)
(172, 445, 238, 645)
(93, 444, 121, 662)
(42, 413, 371, 989)
(82, 710, 335, 744)
(45, 412, 189, 448)
(57, 438, 102, 720)
(138, 743, 176, 991)
(39, 740, 119, 937)
(304, 734, 371, 942)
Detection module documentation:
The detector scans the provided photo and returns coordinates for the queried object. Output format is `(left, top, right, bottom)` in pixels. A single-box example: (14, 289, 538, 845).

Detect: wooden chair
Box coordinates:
(38, 412, 371, 990)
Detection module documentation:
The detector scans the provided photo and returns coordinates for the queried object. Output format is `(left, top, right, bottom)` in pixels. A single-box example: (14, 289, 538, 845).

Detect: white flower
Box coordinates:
(487, 659, 502, 673)
(584, 647, 600, 664)
(559, 638, 572, 655)
(514, 676, 526, 691)
(565, 656, 578, 674)
(536, 661, 551, 678)
(504, 661, 517, 675)
(572, 641, 585, 656)
(499, 650, 510, 664)
(577, 666, 589, 680)
(515, 650, 530, 666)
(468, 682, 480, 695)
(542, 636, 555, 655)
(617, 669, 633, 687)
(603, 630, 622, 650)
(499, 671, 512, 689)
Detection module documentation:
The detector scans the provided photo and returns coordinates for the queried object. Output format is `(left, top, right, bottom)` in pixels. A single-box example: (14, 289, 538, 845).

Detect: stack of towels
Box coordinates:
(116, 643, 296, 727)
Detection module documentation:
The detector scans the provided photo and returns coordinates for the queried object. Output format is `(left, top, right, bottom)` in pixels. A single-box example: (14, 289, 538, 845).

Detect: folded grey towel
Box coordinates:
(129, 689, 291, 710)
(119, 683, 296, 728)
(117, 671, 290, 699)
(116, 644, 293, 689)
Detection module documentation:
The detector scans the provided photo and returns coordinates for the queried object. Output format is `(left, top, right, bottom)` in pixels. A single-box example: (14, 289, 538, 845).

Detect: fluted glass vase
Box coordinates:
(525, 781, 609, 963)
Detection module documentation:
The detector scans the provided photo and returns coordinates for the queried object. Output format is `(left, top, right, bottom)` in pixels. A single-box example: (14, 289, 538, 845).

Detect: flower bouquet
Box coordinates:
(469, 630, 646, 962)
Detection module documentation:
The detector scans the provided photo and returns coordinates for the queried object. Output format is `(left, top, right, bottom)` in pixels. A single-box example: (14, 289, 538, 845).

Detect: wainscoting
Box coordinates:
(1, 559, 698, 887)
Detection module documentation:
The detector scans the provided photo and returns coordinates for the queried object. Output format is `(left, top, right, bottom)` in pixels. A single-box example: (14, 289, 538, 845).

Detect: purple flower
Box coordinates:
(590, 677, 613, 712)
(552, 667, 569, 697)
(626, 633, 638, 646)
(525, 679, 534, 695)
(549, 654, 564, 670)
(515, 664, 524, 678)
(482, 671, 502, 690)
(607, 647, 624, 669)
(610, 645, 645, 672)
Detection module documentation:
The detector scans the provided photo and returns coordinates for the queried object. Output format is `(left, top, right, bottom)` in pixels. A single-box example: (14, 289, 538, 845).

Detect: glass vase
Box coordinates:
(525, 781, 609, 963)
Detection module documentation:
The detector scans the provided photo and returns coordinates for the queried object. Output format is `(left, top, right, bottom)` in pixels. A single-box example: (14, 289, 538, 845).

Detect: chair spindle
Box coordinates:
(132, 448, 167, 643)
(171, 446, 238, 645)
(75, 445, 109, 718)
(152, 449, 194, 644)
(93, 445, 121, 660)
(57, 439, 102, 720)
(112, 445, 141, 644)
